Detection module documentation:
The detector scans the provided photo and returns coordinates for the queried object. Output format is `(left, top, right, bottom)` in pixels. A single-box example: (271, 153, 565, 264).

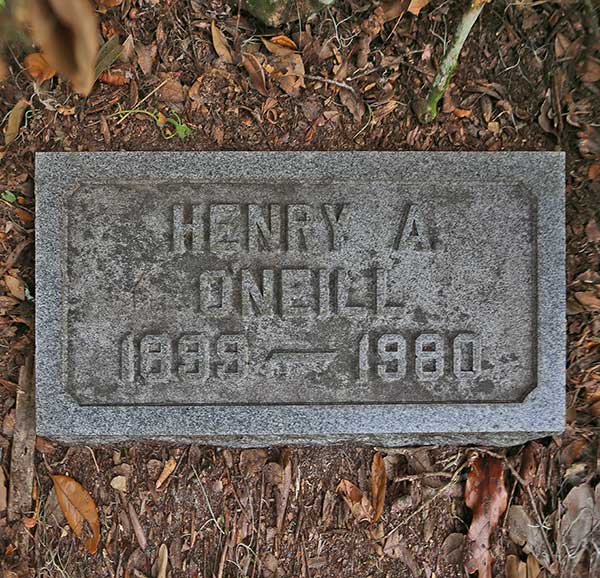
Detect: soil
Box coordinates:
(0, 0, 599, 576)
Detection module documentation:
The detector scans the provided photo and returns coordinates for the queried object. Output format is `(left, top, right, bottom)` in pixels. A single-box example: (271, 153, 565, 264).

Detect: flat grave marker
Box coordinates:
(36, 152, 565, 445)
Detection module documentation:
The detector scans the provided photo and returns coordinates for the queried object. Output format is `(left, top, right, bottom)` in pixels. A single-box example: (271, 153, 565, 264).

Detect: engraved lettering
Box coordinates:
(241, 269, 275, 317)
(287, 204, 316, 252)
(248, 204, 281, 252)
(216, 334, 248, 377)
(453, 334, 481, 378)
(178, 335, 210, 380)
(395, 204, 431, 250)
(415, 333, 444, 380)
(323, 203, 350, 251)
(172, 204, 204, 253)
(210, 204, 242, 253)
(377, 334, 407, 381)
(281, 269, 316, 318)
(140, 335, 172, 380)
(199, 270, 233, 316)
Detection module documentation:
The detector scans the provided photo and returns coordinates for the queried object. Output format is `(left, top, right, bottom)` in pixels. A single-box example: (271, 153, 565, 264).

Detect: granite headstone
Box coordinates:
(35, 152, 565, 445)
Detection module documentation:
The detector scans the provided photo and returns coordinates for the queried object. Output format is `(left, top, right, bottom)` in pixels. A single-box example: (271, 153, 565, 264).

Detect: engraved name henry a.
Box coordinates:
(170, 202, 432, 253)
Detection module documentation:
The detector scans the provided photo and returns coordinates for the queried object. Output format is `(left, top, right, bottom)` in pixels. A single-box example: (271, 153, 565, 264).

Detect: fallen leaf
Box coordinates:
(336, 479, 374, 522)
(0, 466, 6, 511)
(24, 52, 56, 82)
(110, 476, 127, 492)
(240, 448, 268, 476)
(128, 502, 147, 551)
(575, 291, 600, 311)
(507, 505, 553, 570)
(441, 533, 465, 566)
(153, 543, 169, 578)
(158, 76, 185, 104)
(52, 474, 100, 554)
(211, 21, 233, 64)
(383, 531, 420, 575)
(270, 35, 297, 50)
(262, 38, 295, 56)
(371, 452, 386, 522)
(464, 455, 508, 578)
(155, 457, 177, 489)
(407, 0, 430, 16)
(586, 218, 600, 243)
(382, 0, 410, 22)
(588, 164, 600, 182)
(579, 58, 600, 84)
(28, 0, 99, 95)
(94, 35, 123, 81)
(506, 554, 527, 578)
(453, 108, 472, 118)
(4, 274, 25, 300)
(242, 52, 269, 96)
(2, 99, 30, 151)
(560, 483, 594, 567)
(136, 43, 157, 76)
(99, 70, 128, 85)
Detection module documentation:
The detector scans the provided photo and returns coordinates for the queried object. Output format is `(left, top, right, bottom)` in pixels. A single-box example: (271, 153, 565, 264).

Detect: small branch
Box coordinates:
(304, 74, 357, 95)
(419, 0, 488, 123)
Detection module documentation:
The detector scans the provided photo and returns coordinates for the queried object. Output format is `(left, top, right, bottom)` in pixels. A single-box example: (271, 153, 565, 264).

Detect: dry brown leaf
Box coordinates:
(575, 291, 600, 311)
(407, 0, 430, 16)
(382, 0, 410, 22)
(336, 479, 375, 522)
(4, 274, 25, 301)
(136, 43, 157, 76)
(0, 466, 7, 512)
(588, 164, 600, 182)
(3, 99, 30, 151)
(370, 452, 386, 522)
(98, 70, 128, 85)
(453, 108, 472, 118)
(239, 448, 268, 476)
(155, 456, 176, 489)
(464, 455, 508, 578)
(262, 38, 295, 56)
(154, 543, 169, 578)
(211, 21, 233, 64)
(271, 35, 297, 49)
(506, 554, 527, 578)
(24, 52, 56, 82)
(52, 474, 100, 554)
(242, 52, 269, 96)
(28, 0, 99, 95)
(128, 502, 147, 551)
(579, 58, 600, 84)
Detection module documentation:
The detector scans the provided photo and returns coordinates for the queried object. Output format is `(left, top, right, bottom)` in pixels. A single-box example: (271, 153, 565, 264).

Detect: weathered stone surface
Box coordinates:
(36, 152, 565, 445)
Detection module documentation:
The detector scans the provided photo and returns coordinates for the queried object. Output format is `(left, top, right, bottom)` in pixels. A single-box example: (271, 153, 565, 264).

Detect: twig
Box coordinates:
(383, 460, 469, 540)
(114, 79, 168, 126)
(394, 471, 454, 482)
(7, 353, 35, 526)
(419, 0, 489, 122)
(304, 74, 356, 95)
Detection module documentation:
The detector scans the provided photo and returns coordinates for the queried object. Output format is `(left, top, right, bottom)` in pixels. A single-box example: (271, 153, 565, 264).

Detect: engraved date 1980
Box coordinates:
(120, 332, 481, 383)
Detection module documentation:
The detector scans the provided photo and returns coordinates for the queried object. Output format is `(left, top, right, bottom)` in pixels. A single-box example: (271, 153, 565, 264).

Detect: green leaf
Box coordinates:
(94, 35, 123, 81)
(1, 190, 16, 203)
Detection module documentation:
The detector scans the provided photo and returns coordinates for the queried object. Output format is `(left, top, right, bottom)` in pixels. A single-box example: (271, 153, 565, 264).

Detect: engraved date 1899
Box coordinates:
(120, 332, 481, 383)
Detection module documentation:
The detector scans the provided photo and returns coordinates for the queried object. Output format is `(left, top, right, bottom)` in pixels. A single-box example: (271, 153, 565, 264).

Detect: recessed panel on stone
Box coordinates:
(36, 152, 565, 445)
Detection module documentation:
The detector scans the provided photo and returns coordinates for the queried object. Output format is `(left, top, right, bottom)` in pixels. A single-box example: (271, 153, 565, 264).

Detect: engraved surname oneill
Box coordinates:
(197, 268, 407, 318)
(171, 202, 432, 253)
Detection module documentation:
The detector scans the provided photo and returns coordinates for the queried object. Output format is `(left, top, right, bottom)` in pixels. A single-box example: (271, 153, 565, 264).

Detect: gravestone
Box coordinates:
(36, 152, 565, 445)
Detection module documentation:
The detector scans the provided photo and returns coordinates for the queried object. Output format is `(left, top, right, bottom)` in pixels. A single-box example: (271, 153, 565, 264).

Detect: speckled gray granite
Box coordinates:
(35, 152, 565, 445)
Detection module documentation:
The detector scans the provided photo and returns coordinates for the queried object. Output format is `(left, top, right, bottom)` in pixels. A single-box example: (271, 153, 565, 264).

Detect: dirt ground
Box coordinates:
(1, 0, 600, 576)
